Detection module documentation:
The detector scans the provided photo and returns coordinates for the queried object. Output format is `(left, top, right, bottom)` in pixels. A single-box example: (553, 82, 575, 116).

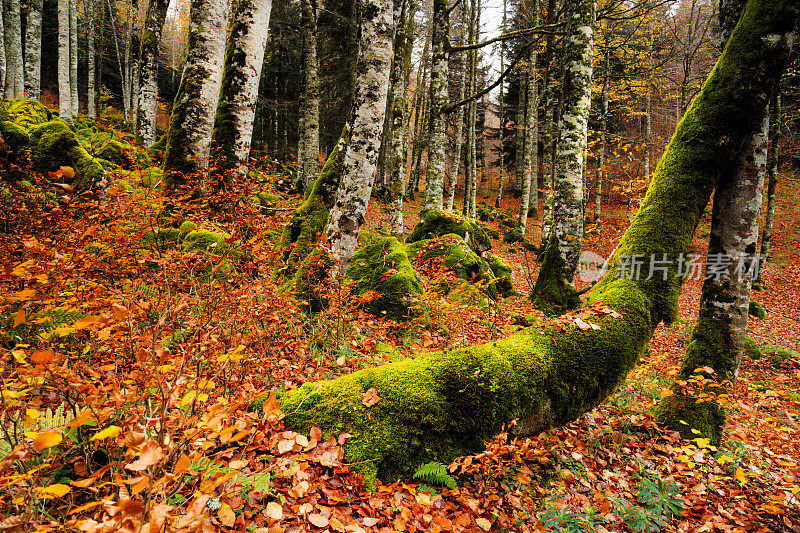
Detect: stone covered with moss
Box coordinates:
(345, 236, 424, 321)
(182, 229, 242, 258)
(407, 209, 492, 254)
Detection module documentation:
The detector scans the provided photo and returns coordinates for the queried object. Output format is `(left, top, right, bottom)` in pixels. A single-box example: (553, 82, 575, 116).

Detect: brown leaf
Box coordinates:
(32, 430, 62, 451)
(125, 440, 163, 472)
(265, 502, 283, 521)
(308, 513, 329, 528)
(475, 517, 492, 531)
(362, 388, 380, 407)
(13, 310, 25, 328)
(31, 348, 54, 364)
(59, 166, 75, 180)
(218, 503, 236, 527)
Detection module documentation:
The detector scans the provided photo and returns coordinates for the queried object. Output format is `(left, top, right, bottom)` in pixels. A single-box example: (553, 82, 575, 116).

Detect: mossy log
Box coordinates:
(253, 0, 796, 489)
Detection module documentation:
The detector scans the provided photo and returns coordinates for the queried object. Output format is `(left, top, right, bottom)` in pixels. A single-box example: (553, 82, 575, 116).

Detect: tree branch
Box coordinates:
(448, 24, 562, 53)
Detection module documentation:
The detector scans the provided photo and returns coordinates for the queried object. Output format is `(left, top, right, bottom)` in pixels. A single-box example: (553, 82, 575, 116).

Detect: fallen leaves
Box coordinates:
(362, 388, 380, 407)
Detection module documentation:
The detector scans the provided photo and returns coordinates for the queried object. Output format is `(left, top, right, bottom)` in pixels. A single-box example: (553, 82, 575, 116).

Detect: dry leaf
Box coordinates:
(31, 430, 62, 451)
(217, 503, 236, 527)
(362, 388, 380, 407)
(31, 348, 54, 363)
(308, 513, 329, 528)
(125, 440, 163, 471)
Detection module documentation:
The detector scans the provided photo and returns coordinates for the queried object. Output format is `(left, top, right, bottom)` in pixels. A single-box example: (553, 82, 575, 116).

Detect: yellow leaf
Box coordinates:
(217, 503, 236, 527)
(90, 426, 122, 441)
(717, 454, 733, 465)
(11, 350, 26, 364)
(31, 430, 62, 451)
(36, 483, 71, 499)
(735, 467, 748, 484)
(13, 309, 26, 328)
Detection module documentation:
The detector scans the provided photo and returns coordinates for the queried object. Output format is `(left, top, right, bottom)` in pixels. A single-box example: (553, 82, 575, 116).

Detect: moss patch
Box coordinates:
(748, 301, 767, 319)
(407, 209, 492, 254)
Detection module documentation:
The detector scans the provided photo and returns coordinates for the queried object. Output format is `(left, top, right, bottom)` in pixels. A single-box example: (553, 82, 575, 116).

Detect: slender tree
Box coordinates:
(324, 0, 395, 278)
(423, 0, 450, 210)
(24, 0, 42, 99)
(0, 0, 5, 94)
(212, 0, 274, 168)
(58, 0, 73, 123)
(4, 0, 23, 97)
(297, 0, 321, 188)
(446, 3, 467, 212)
(389, 0, 413, 237)
(594, 43, 609, 221)
(136, 0, 170, 146)
(759, 88, 779, 276)
(531, 0, 595, 313)
(162, 0, 229, 178)
(518, 0, 539, 230)
(87, 0, 96, 118)
(69, 0, 78, 112)
(495, 0, 506, 208)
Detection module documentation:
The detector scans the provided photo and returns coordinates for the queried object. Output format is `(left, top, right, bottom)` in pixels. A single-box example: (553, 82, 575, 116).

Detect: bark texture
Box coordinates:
(424, 0, 449, 211)
(324, 0, 395, 278)
(519, 0, 539, 230)
(69, 0, 78, 112)
(256, 0, 797, 490)
(212, 0, 273, 166)
(24, 0, 42, 99)
(136, 0, 170, 146)
(57, 0, 73, 123)
(3, 0, 23, 98)
(163, 0, 228, 178)
(297, 0, 321, 188)
(759, 90, 779, 271)
(531, 0, 594, 313)
(87, 0, 96, 118)
(389, 0, 413, 237)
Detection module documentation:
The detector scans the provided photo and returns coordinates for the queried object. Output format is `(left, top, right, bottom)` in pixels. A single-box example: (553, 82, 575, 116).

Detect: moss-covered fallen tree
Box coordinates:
(253, 0, 796, 489)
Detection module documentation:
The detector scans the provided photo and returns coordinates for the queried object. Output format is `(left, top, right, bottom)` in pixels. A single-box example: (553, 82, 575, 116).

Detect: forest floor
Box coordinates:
(0, 151, 799, 533)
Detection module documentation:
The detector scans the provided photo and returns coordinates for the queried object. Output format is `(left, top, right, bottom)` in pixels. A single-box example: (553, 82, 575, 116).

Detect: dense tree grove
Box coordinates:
(1, 0, 799, 529)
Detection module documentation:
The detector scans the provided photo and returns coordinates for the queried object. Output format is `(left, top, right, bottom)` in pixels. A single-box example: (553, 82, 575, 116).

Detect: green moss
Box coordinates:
(254, 192, 280, 215)
(28, 120, 107, 187)
(182, 229, 242, 258)
(502, 228, 524, 244)
(530, 233, 581, 316)
(345, 237, 424, 321)
(407, 209, 492, 254)
(4, 98, 53, 129)
(95, 139, 134, 167)
(748, 301, 767, 319)
(178, 221, 198, 240)
(0, 120, 30, 151)
(485, 253, 516, 297)
(744, 336, 761, 360)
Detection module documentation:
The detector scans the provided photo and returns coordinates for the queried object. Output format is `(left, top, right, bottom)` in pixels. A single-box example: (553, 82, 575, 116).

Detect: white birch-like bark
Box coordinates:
(162, 0, 228, 176)
(4, 0, 23, 97)
(424, 0, 450, 210)
(514, 73, 526, 191)
(297, 0, 320, 187)
(58, 0, 73, 123)
(760, 90, 779, 270)
(136, 0, 169, 145)
(468, 0, 480, 220)
(644, 83, 652, 180)
(495, 0, 506, 208)
(462, 0, 478, 218)
(0, 0, 5, 95)
(446, 5, 467, 212)
(87, 0, 96, 117)
(518, 0, 538, 230)
(594, 45, 608, 221)
(532, 0, 594, 310)
(24, 0, 41, 99)
(69, 0, 78, 112)
(212, 0, 273, 164)
(389, 0, 412, 237)
(324, 0, 395, 278)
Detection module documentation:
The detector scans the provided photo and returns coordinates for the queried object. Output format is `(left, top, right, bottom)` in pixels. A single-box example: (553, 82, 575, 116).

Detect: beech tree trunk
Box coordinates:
(136, 0, 169, 146)
(389, 0, 413, 237)
(0, 0, 5, 94)
(87, 0, 96, 118)
(258, 0, 797, 489)
(162, 0, 228, 179)
(518, 0, 539, 231)
(446, 7, 467, 213)
(531, 0, 594, 314)
(538, 0, 559, 248)
(324, 0, 395, 278)
(69, 0, 78, 112)
(424, 0, 450, 211)
(58, 0, 73, 123)
(4, 0, 23, 98)
(297, 0, 321, 188)
(24, 0, 42, 99)
(212, 0, 273, 167)
(594, 45, 609, 222)
(495, 0, 506, 209)
(759, 89, 779, 272)
(514, 72, 526, 192)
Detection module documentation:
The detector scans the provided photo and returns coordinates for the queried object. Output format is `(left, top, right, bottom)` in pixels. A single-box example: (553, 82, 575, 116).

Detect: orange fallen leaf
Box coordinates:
(362, 388, 380, 407)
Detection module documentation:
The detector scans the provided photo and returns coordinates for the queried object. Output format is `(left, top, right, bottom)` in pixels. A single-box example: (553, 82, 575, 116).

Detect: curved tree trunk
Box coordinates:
(4, 0, 23, 98)
(24, 0, 42, 100)
(531, 0, 594, 314)
(259, 0, 797, 490)
(211, 0, 273, 168)
(297, 0, 321, 188)
(162, 0, 228, 179)
(136, 0, 169, 146)
(324, 0, 395, 278)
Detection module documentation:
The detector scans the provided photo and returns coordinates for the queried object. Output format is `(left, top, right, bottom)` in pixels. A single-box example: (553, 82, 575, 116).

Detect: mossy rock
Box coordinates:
(182, 229, 242, 259)
(178, 221, 198, 240)
(477, 203, 496, 222)
(744, 336, 761, 360)
(254, 192, 280, 215)
(28, 119, 107, 187)
(345, 236, 424, 321)
(95, 139, 134, 167)
(0, 120, 30, 151)
(485, 253, 516, 297)
(4, 98, 54, 129)
(748, 301, 767, 319)
(503, 228, 524, 244)
(407, 209, 492, 254)
(406, 234, 499, 300)
(487, 228, 500, 239)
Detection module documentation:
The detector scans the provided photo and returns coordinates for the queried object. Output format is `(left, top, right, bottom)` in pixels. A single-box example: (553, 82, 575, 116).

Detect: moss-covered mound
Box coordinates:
(485, 253, 517, 297)
(345, 237, 424, 321)
(406, 209, 492, 254)
(748, 300, 767, 319)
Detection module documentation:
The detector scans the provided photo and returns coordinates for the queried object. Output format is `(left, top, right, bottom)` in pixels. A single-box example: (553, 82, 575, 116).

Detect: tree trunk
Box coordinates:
(644, 83, 652, 181)
(495, 0, 506, 209)
(389, 0, 413, 238)
(446, 15, 466, 213)
(24, 0, 42, 99)
(297, 0, 320, 188)
(69, 0, 78, 113)
(518, 0, 539, 231)
(538, 0, 558, 247)
(58, 0, 72, 123)
(531, 0, 595, 314)
(162, 0, 228, 180)
(4, 0, 23, 97)
(424, 0, 450, 211)
(324, 0, 395, 278)
(136, 0, 169, 146)
(759, 89, 779, 274)
(594, 45, 609, 222)
(463, 0, 479, 219)
(259, 0, 796, 489)
(514, 72, 526, 192)
(406, 32, 430, 197)
(87, 0, 96, 118)
(0, 0, 5, 95)
(211, 0, 273, 168)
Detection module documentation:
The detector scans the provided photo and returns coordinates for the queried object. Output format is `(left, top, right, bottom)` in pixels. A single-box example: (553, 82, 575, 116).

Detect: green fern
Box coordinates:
(413, 461, 457, 490)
